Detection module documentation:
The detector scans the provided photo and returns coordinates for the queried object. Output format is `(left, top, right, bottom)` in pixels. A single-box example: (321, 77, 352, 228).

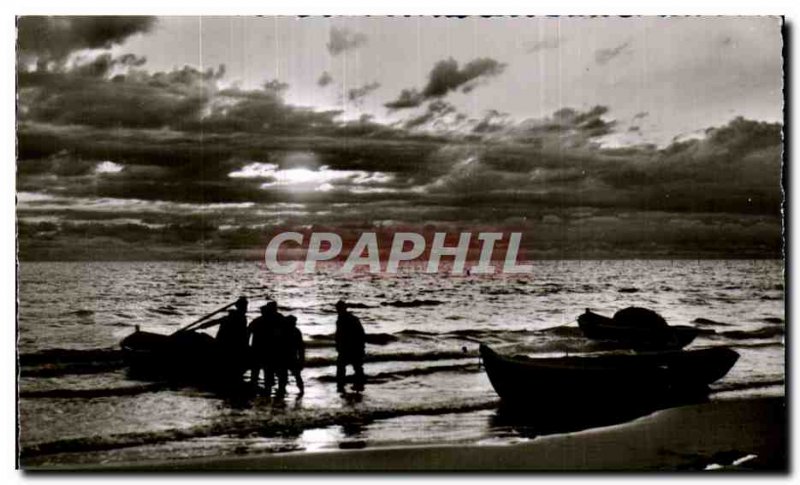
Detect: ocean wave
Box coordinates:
(307, 332, 398, 347)
(19, 348, 123, 366)
(316, 362, 478, 384)
(712, 379, 785, 393)
(381, 299, 444, 308)
(306, 350, 474, 368)
(692, 318, 733, 327)
(69, 309, 94, 317)
(149, 306, 182, 316)
(19, 348, 126, 377)
(20, 397, 499, 458)
(19, 345, 476, 377)
(719, 326, 784, 340)
(19, 383, 166, 399)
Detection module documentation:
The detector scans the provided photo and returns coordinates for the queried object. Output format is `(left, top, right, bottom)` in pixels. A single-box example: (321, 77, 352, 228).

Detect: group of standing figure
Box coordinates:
(198, 297, 366, 395)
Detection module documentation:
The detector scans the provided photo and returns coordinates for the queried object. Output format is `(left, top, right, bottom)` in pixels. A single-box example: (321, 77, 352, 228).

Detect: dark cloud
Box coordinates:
(482, 105, 617, 148)
(385, 57, 506, 110)
(18, 16, 156, 68)
(17, 58, 352, 135)
(402, 100, 458, 129)
(18, 63, 219, 129)
(473, 109, 510, 134)
(595, 40, 631, 65)
(327, 26, 368, 56)
(423, 57, 506, 97)
(66, 52, 147, 78)
(385, 89, 425, 110)
(347, 81, 381, 103)
(317, 71, 333, 87)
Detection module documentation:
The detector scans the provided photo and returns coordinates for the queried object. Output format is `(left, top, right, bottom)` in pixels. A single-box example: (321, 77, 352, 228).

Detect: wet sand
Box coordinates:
(33, 396, 786, 472)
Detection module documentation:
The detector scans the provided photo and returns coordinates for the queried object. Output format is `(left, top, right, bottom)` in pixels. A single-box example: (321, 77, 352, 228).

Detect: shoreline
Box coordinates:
(28, 396, 787, 472)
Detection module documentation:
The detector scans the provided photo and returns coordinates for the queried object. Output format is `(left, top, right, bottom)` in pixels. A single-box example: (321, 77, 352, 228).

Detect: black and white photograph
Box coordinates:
(14, 14, 786, 471)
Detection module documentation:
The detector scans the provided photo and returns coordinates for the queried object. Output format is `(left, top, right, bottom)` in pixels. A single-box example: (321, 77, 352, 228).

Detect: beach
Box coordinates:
(30, 396, 785, 471)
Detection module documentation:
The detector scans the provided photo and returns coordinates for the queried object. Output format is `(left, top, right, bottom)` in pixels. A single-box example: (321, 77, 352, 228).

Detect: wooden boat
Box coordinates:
(120, 329, 235, 382)
(479, 343, 738, 405)
(578, 308, 700, 350)
(118, 299, 258, 388)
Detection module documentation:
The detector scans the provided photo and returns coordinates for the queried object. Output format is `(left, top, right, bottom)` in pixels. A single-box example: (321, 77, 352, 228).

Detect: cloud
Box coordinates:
(317, 71, 333, 87)
(17, 58, 353, 135)
(18, 63, 220, 129)
(473, 109, 510, 134)
(327, 26, 368, 56)
(385, 89, 425, 110)
(347, 81, 381, 104)
(18, 16, 156, 68)
(385, 57, 506, 110)
(422, 57, 506, 97)
(595, 40, 631, 65)
(524, 37, 563, 53)
(13, 19, 782, 260)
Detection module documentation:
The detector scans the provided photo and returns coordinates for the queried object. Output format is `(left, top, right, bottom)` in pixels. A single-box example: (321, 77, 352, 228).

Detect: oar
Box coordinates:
(172, 301, 238, 335)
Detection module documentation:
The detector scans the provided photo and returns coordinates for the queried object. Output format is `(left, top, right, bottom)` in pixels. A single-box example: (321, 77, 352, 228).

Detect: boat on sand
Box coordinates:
(479, 343, 739, 406)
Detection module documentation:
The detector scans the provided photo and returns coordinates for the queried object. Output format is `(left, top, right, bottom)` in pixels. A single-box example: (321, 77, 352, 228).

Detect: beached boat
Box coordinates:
(578, 308, 700, 350)
(479, 343, 738, 405)
(120, 329, 226, 380)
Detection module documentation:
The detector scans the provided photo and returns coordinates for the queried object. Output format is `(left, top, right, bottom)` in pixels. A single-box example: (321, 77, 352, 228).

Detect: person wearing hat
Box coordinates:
(334, 300, 366, 392)
(247, 301, 285, 393)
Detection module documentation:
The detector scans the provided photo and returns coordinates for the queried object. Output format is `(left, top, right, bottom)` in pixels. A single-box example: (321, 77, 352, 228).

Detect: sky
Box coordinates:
(115, 16, 782, 145)
(16, 16, 784, 260)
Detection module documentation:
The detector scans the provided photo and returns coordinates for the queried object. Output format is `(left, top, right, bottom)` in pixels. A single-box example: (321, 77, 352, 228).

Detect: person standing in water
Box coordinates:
(247, 301, 284, 393)
(275, 315, 306, 396)
(197, 296, 249, 382)
(334, 300, 366, 392)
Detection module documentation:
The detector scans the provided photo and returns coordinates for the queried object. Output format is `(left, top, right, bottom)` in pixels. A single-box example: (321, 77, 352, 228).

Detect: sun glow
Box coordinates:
(228, 162, 391, 192)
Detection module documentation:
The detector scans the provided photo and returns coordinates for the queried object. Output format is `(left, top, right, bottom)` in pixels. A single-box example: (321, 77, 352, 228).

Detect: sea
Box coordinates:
(17, 260, 785, 467)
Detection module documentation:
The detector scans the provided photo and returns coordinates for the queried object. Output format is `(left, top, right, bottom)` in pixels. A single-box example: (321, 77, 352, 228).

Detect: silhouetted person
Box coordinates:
(247, 301, 284, 393)
(334, 300, 366, 392)
(276, 315, 305, 396)
(197, 296, 249, 382)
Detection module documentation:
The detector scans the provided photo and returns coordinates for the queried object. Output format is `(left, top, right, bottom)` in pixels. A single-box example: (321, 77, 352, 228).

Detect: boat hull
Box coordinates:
(120, 330, 241, 383)
(479, 344, 739, 405)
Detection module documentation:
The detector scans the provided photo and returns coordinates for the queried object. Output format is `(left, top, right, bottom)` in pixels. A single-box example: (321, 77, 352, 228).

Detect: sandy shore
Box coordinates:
(31, 396, 786, 472)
